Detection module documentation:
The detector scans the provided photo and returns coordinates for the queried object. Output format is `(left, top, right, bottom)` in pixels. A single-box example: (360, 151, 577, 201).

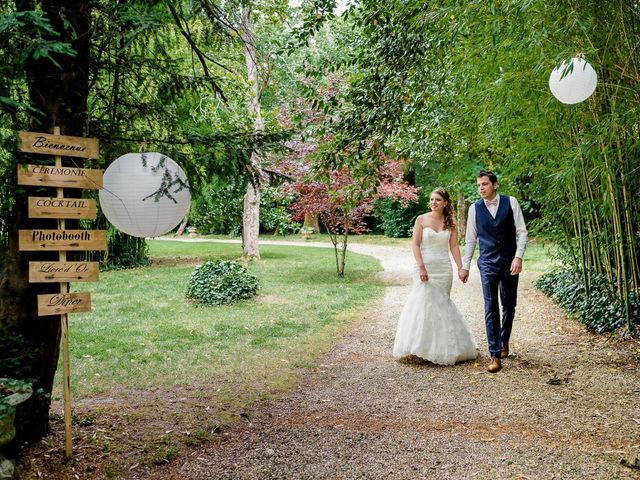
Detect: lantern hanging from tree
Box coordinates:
(548, 57, 597, 105)
(99, 152, 191, 238)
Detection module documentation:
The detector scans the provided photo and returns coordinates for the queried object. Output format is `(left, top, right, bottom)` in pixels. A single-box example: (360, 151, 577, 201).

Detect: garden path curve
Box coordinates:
(160, 237, 640, 480)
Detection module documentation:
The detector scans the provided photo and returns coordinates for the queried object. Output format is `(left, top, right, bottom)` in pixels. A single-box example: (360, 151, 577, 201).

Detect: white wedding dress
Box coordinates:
(393, 227, 478, 365)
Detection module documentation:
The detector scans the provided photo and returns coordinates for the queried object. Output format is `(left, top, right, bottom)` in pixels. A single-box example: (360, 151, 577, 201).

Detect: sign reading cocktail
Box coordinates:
(28, 197, 97, 220)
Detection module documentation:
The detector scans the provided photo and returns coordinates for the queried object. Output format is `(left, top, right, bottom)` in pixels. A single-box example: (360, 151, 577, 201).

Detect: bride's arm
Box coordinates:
(449, 225, 463, 271)
(412, 216, 428, 282)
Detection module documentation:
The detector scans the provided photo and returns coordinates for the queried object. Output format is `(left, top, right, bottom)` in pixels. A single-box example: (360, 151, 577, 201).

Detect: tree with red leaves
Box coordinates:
(280, 145, 417, 276)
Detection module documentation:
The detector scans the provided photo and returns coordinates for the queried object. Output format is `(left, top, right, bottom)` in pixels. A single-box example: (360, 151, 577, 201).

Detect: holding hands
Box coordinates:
(458, 268, 469, 283)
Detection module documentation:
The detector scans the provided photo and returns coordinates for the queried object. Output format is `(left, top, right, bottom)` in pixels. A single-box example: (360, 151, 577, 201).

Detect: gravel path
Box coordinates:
(160, 239, 640, 480)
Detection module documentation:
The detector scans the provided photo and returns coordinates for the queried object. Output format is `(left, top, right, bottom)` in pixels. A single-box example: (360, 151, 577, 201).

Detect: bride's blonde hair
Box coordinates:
(432, 187, 455, 230)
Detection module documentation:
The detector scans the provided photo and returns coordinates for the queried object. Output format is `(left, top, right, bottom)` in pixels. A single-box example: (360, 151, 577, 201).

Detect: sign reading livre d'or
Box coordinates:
(29, 261, 99, 283)
(19, 229, 107, 251)
(19, 131, 99, 159)
(28, 197, 97, 219)
(37, 292, 92, 316)
(18, 164, 103, 189)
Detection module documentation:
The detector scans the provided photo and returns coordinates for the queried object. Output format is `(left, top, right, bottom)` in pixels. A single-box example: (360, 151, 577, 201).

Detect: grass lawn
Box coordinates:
(169, 231, 412, 246)
(63, 240, 384, 402)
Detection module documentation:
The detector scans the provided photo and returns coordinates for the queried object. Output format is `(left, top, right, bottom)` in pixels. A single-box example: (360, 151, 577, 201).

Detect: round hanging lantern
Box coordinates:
(99, 152, 191, 238)
(548, 57, 597, 104)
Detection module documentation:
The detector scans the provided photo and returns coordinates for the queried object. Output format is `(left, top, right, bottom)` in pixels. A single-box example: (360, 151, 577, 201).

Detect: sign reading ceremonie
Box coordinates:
(18, 164, 103, 189)
(17, 128, 102, 459)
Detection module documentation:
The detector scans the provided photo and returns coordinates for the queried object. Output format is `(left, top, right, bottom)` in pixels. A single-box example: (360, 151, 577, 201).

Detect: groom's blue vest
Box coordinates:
(475, 195, 517, 273)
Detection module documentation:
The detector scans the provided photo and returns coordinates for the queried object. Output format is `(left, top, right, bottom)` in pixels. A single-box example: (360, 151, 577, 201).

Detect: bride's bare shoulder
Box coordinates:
(414, 213, 430, 227)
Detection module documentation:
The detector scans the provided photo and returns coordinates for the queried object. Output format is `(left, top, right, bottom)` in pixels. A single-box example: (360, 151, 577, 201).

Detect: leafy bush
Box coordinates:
(259, 187, 301, 236)
(535, 270, 639, 333)
(189, 179, 244, 235)
(186, 260, 259, 306)
(189, 180, 300, 236)
(372, 198, 422, 238)
(0, 325, 36, 379)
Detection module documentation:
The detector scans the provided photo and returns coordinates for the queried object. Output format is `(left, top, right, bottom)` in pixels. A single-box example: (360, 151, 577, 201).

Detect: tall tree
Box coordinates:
(1, 0, 92, 443)
(240, 3, 266, 259)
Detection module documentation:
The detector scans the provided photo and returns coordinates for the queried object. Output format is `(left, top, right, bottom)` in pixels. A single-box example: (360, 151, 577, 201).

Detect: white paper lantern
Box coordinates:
(548, 57, 597, 104)
(99, 152, 191, 238)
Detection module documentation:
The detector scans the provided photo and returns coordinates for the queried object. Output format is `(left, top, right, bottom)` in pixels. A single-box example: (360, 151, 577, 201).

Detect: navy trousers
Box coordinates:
(479, 262, 519, 358)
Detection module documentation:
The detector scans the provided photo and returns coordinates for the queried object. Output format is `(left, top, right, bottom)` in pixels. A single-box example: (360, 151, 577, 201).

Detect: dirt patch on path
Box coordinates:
(165, 242, 640, 480)
(18, 241, 640, 479)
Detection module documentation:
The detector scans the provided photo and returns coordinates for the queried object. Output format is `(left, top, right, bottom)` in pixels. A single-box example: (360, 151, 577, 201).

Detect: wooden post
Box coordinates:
(52, 126, 73, 459)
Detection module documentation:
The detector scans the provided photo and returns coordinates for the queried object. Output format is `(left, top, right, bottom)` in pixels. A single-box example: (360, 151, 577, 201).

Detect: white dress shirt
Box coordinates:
(462, 195, 528, 271)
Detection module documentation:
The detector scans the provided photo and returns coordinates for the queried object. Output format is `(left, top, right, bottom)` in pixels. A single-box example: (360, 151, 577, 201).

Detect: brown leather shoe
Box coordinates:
(487, 357, 501, 373)
(500, 342, 509, 359)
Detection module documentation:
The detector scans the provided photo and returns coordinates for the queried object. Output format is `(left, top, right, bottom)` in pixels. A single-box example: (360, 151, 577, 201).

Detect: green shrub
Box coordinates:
(186, 260, 259, 306)
(259, 187, 301, 236)
(372, 198, 422, 238)
(189, 180, 300, 236)
(535, 270, 639, 333)
(189, 180, 244, 235)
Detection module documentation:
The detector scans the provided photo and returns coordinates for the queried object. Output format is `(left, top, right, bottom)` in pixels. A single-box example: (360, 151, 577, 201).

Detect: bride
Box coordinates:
(393, 187, 477, 365)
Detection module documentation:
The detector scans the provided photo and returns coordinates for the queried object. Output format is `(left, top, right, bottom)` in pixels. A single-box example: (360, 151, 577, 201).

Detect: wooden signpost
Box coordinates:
(18, 131, 99, 159)
(19, 229, 107, 251)
(18, 127, 103, 459)
(18, 164, 103, 189)
(28, 197, 97, 220)
(29, 261, 100, 283)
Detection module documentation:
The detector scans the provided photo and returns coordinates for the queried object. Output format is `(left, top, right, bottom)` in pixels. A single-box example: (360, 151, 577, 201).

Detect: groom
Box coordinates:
(459, 170, 528, 373)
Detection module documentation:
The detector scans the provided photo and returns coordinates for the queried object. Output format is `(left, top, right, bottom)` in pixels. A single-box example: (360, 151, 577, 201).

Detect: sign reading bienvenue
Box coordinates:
(19, 131, 99, 159)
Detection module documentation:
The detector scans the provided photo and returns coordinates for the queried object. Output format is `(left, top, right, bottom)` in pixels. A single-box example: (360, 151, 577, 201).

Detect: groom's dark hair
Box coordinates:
(478, 169, 498, 184)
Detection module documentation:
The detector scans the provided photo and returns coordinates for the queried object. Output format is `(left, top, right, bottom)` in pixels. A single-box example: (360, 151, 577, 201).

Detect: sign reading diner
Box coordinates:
(37, 292, 92, 316)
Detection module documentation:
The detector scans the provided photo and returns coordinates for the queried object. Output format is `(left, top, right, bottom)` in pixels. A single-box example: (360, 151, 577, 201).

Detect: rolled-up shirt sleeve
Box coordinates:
(462, 204, 477, 271)
(511, 197, 528, 259)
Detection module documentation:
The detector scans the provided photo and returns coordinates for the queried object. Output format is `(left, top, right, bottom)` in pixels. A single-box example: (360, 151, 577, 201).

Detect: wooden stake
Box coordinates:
(53, 126, 73, 459)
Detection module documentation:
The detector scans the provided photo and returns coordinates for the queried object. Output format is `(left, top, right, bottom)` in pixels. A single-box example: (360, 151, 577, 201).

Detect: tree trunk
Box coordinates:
(1, 0, 92, 445)
(242, 183, 261, 259)
(303, 213, 320, 233)
(456, 192, 466, 237)
(240, 5, 265, 260)
(176, 208, 190, 237)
